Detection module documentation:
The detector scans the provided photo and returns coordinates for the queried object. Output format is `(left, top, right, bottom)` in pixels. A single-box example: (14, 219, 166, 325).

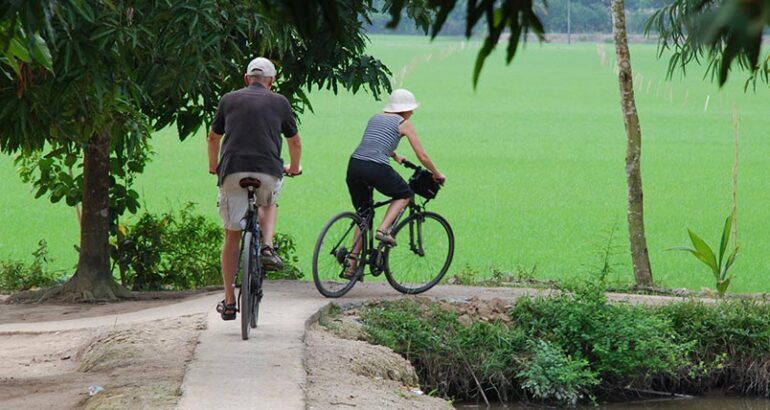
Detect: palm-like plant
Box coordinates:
(671, 211, 739, 298)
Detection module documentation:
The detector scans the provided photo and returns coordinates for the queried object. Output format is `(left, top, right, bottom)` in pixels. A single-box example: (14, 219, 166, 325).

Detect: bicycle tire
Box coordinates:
(384, 211, 454, 294)
(312, 211, 367, 298)
(240, 231, 255, 340)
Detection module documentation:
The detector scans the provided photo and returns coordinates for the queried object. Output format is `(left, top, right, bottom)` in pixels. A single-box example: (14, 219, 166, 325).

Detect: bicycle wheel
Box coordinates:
(312, 211, 367, 298)
(240, 231, 256, 340)
(384, 211, 454, 294)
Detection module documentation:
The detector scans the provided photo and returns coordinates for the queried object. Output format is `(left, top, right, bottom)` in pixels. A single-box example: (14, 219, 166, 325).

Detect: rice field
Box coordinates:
(1, 35, 769, 292)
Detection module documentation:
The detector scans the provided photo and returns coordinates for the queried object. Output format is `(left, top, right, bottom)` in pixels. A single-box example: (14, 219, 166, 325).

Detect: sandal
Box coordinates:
(216, 299, 237, 321)
(340, 254, 363, 282)
(375, 229, 397, 246)
(261, 246, 284, 271)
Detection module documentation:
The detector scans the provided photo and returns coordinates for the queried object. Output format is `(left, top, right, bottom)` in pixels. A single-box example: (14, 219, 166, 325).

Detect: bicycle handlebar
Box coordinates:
(401, 159, 419, 170)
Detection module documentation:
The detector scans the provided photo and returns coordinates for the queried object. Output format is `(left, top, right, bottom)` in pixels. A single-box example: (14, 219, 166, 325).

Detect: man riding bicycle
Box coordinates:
(344, 88, 445, 275)
(207, 57, 302, 320)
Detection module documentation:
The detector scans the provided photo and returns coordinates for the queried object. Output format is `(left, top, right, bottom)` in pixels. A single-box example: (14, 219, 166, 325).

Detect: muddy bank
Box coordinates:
(305, 308, 453, 410)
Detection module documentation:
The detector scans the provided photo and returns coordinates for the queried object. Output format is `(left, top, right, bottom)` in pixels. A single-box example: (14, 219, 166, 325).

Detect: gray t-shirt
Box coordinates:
(212, 83, 298, 185)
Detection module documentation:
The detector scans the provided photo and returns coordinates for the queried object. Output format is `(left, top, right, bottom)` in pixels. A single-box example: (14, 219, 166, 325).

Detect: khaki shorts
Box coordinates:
(218, 172, 282, 231)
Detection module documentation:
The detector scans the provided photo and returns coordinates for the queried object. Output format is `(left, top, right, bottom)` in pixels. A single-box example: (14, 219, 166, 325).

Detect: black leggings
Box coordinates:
(346, 158, 413, 213)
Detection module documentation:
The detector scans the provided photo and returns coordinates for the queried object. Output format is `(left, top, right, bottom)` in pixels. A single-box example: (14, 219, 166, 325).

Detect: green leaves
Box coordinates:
(648, 0, 770, 87)
(670, 210, 739, 298)
(385, 0, 546, 88)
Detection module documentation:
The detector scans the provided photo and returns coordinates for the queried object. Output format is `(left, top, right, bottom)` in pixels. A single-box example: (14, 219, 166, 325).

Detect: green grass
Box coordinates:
(2, 36, 769, 292)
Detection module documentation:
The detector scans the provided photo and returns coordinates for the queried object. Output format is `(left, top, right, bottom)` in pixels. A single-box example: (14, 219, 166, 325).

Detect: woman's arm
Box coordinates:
(400, 120, 446, 183)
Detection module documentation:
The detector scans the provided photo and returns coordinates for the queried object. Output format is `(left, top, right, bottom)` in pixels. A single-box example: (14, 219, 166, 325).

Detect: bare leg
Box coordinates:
(259, 204, 277, 247)
(346, 226, 364, 274)
(221, 229, 241, 305)
(378, 198, 410, 232)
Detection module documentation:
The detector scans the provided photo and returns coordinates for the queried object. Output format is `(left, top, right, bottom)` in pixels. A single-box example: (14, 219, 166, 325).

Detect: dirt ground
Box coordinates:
(0, 314, 205, 410)
(0, 290, 211, 325)
(0, 281, 721, 410)
(305, 315, 453, 410)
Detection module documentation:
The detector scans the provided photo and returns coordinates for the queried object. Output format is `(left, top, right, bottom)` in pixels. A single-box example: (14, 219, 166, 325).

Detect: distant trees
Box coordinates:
(366, 0, 672, 35)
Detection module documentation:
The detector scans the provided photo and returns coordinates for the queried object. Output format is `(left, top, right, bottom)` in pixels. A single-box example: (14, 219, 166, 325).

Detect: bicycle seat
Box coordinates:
(239, 178, 261, 188)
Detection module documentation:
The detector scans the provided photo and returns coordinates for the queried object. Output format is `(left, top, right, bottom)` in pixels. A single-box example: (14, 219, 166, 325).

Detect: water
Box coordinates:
(455, 394, 770, 410)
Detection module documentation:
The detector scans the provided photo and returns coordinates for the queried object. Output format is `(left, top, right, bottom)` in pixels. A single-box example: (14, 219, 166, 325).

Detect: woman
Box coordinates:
(344, 89, 446, 275)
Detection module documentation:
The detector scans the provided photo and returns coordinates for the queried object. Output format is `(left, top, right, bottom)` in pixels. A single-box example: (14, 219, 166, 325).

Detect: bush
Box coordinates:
(360, 285, 770, 406)
(656, 300, 770, 396)
(517, 339, 598, 407)
(0, 240, 62, 291)
(112, 204, 302, 291)
(511, 283, 689, 384)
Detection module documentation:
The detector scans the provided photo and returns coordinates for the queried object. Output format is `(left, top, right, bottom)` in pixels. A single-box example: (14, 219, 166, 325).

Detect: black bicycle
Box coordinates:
(236, 177, 264, 340)
(312, 160, 454, 298)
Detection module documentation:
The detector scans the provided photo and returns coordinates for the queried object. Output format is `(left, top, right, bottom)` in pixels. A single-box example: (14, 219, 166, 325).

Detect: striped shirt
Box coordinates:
(351, 114, 403, 165)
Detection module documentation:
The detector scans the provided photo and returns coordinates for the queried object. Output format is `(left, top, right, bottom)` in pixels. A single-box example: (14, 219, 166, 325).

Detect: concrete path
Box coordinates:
(0, 280, 694, 410)
(177, 285, 327, 410)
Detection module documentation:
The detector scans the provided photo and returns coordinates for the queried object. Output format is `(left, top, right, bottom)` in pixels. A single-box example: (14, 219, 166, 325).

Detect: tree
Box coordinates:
(0, 1, 391, 301)
(611, 0, 654, 286)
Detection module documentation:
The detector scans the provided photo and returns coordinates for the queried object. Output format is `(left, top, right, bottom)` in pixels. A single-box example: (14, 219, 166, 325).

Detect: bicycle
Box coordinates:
(312, 160, 454, 298)
(229, 171, 300, 339)
(232, 177, 265, 340)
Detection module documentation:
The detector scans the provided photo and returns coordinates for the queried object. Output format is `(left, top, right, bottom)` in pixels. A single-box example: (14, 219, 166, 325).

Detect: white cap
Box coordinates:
(383, 88, 419, 113)
(244, 57, 276, 77)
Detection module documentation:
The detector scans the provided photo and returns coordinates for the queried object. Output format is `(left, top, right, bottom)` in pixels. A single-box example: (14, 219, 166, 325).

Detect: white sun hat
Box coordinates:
(244, 57, 276, 77)
(383, 88, 419, 113)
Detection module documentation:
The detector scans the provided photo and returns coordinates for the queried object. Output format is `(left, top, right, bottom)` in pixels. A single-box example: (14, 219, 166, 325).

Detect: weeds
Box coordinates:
(361, 282, 770, 406)
(0, 240, 63, 291)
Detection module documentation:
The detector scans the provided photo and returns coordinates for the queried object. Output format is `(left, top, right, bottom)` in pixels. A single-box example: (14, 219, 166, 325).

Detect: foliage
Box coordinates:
(112, 204, 303, 290)
(0, 240, 62, 291)
(670, 210, 739, 298)
(361, 283, 690, 405)
(647, 0, 770, 87)
(512, 283, 688, 382)
(656, 300, 770, 396)
(384, 0, 546, 86)
(517, 339, 598, 407)
(362, 287, 770, 405)
(271, 232, 304, 280)
(367, 0, 669, 35)
(0, 1, 394, 296)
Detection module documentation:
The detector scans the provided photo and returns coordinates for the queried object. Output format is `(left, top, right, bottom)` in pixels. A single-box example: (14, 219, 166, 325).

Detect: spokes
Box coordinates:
(385, 213, 453, 294)
(313, 212, 366, 298)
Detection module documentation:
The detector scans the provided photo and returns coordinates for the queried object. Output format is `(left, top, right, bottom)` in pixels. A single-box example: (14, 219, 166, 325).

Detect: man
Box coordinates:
(207, 57, 302, 320)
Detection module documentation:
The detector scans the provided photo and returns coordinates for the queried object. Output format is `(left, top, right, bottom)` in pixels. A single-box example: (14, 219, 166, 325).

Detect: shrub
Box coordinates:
(511, 283, 689, 384)
(360, 286, 770, 406)
(112, 204, 302, 291)
(517, 339, 598, 407)
(656, 300, 770, 396)
(0, 240, 62, 291)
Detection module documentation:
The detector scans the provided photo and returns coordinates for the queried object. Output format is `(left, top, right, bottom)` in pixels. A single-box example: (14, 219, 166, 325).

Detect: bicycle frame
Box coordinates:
(237, 187, 262, 306)
(340, 197, 430, 277)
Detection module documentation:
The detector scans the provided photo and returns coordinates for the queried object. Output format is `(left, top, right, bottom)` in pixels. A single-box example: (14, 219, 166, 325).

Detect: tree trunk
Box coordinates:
(611, 0, 653, 287)
(60, 130, 129, 301)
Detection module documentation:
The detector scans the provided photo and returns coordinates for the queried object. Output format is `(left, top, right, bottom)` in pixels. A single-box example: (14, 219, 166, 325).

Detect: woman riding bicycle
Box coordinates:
(345, 88, 446, 263)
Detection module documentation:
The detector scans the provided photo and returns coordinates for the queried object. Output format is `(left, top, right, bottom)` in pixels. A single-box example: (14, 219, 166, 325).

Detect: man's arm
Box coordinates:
(207, 130, 222, 175)
(284, 134, 302, 176)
